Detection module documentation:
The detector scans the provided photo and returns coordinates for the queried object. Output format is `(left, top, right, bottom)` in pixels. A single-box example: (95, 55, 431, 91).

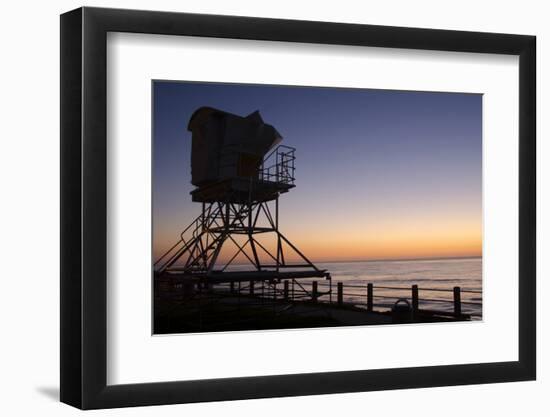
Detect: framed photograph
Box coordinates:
(60, 6, 536, 409)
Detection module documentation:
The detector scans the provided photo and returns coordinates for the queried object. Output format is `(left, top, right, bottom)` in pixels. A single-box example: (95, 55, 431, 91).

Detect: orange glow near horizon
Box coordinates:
(153, 213, 482, 265)
(291, 234, 481, 263)
(280, 217, 481, 262)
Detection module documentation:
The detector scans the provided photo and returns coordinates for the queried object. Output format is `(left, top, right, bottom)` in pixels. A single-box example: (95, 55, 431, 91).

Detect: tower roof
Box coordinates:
(187, 106, 282, 141)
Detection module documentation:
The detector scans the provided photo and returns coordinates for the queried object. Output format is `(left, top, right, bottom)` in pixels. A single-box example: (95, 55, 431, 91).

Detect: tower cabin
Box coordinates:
(187, 107, 296, 204)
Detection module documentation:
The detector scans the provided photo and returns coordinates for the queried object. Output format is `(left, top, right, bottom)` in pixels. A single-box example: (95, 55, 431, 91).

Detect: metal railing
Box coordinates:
(260, 145, 296, 185)
(214, 143, 296, 186)
(316, 281, 482, 318)
(180, 279, 482, 319)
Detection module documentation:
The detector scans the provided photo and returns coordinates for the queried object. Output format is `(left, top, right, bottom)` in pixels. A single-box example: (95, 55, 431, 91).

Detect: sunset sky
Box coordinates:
(152, 81, 482, 263)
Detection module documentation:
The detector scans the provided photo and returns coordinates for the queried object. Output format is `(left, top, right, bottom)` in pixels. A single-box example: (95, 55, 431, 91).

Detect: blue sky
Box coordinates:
(153, 81, 482, 261)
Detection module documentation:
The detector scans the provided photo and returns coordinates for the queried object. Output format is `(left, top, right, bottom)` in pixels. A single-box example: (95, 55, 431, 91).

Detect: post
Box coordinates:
(453, 286, 461, 318)
(273, 282, 277, 300)
(249, 280, 254, 296)
(284, 280, 289, 300)
(326, 273, 332, 304)
(367, 283, 373, 312)
(312, 281, 318, 302)
(337, 282, 343, 306)
(412, 284, 419, 317)
(230, 280, 235, 294)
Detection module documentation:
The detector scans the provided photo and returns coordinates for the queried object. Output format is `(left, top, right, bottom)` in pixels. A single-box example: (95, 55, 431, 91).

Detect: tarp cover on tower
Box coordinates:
(187, 107, 282, 187)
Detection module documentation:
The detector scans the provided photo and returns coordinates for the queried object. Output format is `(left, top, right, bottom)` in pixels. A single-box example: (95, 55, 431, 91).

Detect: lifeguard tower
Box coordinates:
(154, 107, 329, 289)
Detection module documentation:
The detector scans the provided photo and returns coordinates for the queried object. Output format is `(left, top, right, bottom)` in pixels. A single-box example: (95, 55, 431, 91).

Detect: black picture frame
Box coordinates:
(60, 6, 536, 410)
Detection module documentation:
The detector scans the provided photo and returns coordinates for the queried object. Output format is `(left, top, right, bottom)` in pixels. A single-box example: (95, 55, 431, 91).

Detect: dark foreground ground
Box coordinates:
(154, 291, 464, 334)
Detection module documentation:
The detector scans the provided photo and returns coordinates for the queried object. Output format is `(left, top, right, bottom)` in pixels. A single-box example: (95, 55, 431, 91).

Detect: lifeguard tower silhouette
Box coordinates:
(154, 107, 329, 290)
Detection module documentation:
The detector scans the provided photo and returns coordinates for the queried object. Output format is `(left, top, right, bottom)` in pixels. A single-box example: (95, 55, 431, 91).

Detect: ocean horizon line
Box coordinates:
(314, 255, 482, 265)
(196, 255, 482, 267)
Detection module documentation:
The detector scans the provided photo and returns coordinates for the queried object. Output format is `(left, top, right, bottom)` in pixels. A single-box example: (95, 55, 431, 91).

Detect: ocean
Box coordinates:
(300, 257, 482, 319)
